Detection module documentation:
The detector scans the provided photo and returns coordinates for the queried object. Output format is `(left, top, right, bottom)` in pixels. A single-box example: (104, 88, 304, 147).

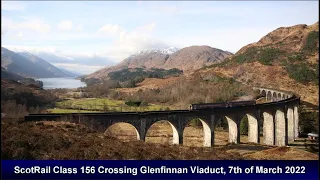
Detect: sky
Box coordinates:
(1, 1, 319, 74)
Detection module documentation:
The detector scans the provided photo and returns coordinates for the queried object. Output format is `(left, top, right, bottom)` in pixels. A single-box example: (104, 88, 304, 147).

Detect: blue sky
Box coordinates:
(1, 1, 319, 74)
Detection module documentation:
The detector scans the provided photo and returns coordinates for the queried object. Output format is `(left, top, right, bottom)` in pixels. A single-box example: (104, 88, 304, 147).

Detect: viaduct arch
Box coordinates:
(25, 87, 300, 147)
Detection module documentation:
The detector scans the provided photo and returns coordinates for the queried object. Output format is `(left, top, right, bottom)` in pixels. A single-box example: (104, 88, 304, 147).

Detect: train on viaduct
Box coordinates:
(25, 87, 300, 147)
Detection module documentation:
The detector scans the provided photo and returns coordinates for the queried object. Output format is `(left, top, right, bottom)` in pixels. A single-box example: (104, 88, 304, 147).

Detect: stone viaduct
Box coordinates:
(253, 87, 293, 102)
(25, 87, 300, 147)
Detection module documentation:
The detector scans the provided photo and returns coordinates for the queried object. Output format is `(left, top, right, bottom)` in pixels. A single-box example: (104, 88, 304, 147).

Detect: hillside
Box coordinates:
(163, 46, 233, 71)
(1, 47, 75, 78)
(119, 47, 179, 69)
(1, 67, 43, 88)
(1, 79, 57, 109)
(200, 22, 319, 105)
(2, 119, 318, 160)
(1, 67, 25, 81)
(86, 46, 232, 80)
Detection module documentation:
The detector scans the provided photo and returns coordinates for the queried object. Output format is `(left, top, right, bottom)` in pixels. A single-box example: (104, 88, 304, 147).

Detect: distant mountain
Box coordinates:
(18, 52, 72, 77)
(86, 46, 232, 80)
(162, 46, 233, 71)
(132, 47, 180, 56)
(58, 67, 83, 77)
(31, 51, 74, 64)
(33, 51, 115, 70)
(118, 47, 179, 69)
(1, 47, 74, 78)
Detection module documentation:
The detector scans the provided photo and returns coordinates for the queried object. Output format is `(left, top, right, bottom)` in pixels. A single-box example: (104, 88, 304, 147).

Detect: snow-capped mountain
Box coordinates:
(133, 47, 180, 57)
(86, 45, 233, 80)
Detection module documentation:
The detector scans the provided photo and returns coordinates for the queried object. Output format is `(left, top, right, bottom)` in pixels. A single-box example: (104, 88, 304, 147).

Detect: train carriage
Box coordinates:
(190, 100, 256, 110)
(228, 100, 256, 107)
(190, 102, 228, 110)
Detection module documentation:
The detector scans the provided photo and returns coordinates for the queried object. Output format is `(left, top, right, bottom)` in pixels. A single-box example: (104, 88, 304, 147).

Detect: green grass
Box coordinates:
(55, 98, 168, 112)
(56, 98, 123, 107)
(47, 108, 100, 113)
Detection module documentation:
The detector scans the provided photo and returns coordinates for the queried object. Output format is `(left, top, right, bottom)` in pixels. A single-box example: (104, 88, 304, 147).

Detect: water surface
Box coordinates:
(37, 78, 86, 89)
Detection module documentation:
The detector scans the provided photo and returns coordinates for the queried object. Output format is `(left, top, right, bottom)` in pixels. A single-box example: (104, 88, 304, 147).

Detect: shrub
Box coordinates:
(232, 47, 282, 65)
(240, 116, 248, 135)
(82, 78, 100, 86)
(202, 58, 232, 69)
(1, 81, 57, 111)
(287, 52, 304, 62)
(120, 80, 136, 88)
(234, 55, 246, 63)
(233, 47, 258, 64)
(258, 48, 282, 65)
(104, 80, 121, 88)
(125, 101, 141, 107)
(140, 100, 148, 106)
(303, 31, 319, 53)
(286, 63, 317, 83)
(188, 118, 202, 127)
(299, 107, 319, 134)
(214, 118, 228, 130)
(0, 100, 39, 118)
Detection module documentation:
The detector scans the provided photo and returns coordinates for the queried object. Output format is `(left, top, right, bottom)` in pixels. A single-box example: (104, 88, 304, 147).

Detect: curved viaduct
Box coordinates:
(25, 87, 300, 147)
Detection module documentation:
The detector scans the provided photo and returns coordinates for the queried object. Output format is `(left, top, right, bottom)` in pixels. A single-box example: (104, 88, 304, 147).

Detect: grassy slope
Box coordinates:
(47, 109, 100, 113)
(55, 98, 167, 112)
(1, 119, 243, 160)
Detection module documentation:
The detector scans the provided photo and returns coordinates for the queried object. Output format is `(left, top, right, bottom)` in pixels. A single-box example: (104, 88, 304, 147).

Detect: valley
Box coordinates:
(1, 19, 319, 160)
(49, 97, 168, 113)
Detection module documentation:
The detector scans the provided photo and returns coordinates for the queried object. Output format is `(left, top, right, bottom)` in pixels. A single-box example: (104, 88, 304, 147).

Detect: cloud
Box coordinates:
(52, 63, 106, 75)
(164, 27, 276, 53)
(3, 45, 57, 54)
(157, 6, 180, 14)
(57, 20, 73, 31)
(17, 32, 24, 39)
(115, 31, 167, 54)
(75, 24, 83, 31)
(2, 27, 8, 36)
(98, 23, 169, 61)
(97, 24, 125, 35)
(133, 23, 156, 33)
(53, 63, 104, 69)
(24, 21, 51, 33)
(1, 1, 26, 11)
(2, 17, 51, 33)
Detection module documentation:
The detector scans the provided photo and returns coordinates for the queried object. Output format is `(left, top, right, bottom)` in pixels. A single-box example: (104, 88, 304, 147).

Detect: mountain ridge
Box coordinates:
(86, 45, 233, 80)
(1, 47, 81, 78)
(132, 47, 180, 56)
